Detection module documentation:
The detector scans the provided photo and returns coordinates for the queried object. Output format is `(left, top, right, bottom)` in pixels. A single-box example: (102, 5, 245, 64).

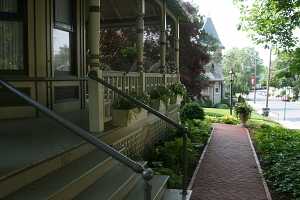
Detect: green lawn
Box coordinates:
(203, 107, 279, 126)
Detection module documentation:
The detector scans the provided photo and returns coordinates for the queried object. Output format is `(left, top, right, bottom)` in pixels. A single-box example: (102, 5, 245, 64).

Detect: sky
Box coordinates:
(186, 0, 270, 65)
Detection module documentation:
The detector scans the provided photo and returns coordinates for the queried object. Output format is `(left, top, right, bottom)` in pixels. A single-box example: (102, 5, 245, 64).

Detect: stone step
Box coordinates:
(124, 175, 169, 200)
(74, 162, 147, 200)
(4, 149, 114, 200)
(163, 189, 192, 200)
(0, 142, 95, 198)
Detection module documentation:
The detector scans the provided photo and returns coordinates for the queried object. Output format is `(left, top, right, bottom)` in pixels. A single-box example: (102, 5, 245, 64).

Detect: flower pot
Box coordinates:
(176, 95, 183, 105)
(150, 99, 166, 113)
(239, 113, 249, 127)
(112, 108, 147, 127)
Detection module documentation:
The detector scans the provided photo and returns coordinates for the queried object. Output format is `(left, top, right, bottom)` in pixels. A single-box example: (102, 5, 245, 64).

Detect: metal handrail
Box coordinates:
(0, 79, 154, 200)
(88, 71, 189, 199)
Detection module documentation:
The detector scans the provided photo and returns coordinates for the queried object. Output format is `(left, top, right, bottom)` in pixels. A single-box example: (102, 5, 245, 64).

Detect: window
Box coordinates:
(0, 0, 25, 74)
(53, 0, 75, 76)
(215, 87, 219, 94)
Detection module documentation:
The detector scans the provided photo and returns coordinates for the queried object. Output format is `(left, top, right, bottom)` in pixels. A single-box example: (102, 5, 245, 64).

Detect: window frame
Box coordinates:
(0, 0, 28, 75)
(52, 0, 76, 77)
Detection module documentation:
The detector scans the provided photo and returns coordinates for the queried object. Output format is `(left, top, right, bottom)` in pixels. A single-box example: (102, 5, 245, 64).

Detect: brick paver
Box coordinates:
(191, 124, 268, 200)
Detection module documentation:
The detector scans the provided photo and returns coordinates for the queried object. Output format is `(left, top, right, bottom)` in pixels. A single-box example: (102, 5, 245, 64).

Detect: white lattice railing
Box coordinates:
(145, 73, 164, 93)
(102, 71, 178, 122)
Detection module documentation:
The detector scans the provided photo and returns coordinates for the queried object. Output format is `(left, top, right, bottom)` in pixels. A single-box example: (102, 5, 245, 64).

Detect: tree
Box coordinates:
(270, 49, 300, 100)
(223, 47, 266, 95)
(234, 0, 300, 49)
(180, 2, 219, 98)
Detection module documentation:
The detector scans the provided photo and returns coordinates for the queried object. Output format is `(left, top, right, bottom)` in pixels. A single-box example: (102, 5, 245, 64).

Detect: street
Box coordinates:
(247, 90, 300, 129)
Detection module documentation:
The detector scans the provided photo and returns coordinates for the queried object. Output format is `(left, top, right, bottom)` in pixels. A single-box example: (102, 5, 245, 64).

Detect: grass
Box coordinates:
(204, 107, 278, 126)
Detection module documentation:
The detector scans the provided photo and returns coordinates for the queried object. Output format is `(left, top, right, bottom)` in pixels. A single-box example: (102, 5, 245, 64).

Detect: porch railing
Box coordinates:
(102, 71, 179, 122)
(88, 71, 189, 199)
(0, 78, 154, 200)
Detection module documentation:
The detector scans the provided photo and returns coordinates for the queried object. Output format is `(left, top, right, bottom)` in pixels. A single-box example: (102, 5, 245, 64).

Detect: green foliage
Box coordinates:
(235, 0, 300, 49)
(223, 47, 266, 95)
(205, 115, 239, 125)
(185, 119, 211, 144)
(169, 83, 187, 96)
(180, 102, 205, 122)
(120, 47, 137, 63)
(149, 86, 170, 105)
(112, 93, 150, 110)
(234, 102, 253, 117)
(254, 125, 300, 199)
(215, 103, 229, 109)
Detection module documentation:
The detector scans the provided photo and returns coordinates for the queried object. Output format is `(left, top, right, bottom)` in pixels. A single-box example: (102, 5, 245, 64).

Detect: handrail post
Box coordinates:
(142, 168, 154, 200)
(182, 129, 188, 200)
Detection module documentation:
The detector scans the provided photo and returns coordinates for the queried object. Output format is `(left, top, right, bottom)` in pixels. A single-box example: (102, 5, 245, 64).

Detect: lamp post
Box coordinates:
(229, 68, 234, 115)
(263, 45, 272, 116)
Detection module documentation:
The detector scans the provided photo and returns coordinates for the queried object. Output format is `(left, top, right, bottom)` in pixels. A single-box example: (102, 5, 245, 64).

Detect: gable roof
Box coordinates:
(202, 17, 224, 48)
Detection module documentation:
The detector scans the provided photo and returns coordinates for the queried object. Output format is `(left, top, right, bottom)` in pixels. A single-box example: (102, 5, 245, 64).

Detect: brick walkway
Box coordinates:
(191, 124, 269, 200)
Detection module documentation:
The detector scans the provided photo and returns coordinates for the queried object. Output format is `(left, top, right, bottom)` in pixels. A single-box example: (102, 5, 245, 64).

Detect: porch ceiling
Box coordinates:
(100, 0, 191, 26)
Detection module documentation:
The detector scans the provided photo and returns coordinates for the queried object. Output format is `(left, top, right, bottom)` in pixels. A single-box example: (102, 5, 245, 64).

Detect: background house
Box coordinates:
(200, 17, 225, 105)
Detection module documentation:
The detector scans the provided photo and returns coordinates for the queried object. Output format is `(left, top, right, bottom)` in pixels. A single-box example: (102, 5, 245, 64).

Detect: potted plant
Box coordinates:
(112, 93, 150, 127)
(168, 83, 186, 105)
(149, 86, 170, 112)
(234, 102, 253, 127)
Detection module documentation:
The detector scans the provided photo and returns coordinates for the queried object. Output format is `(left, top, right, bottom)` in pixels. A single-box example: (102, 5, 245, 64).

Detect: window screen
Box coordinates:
(54, 0, 73, 30)
(0, 0, 25, 73)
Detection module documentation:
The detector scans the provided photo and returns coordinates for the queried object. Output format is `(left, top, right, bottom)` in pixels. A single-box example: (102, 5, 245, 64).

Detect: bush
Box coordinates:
(169, 83, 187, 96)
(234, 102, 253, 117)
(254, 126, 300, 199)
(185, 119, 211, 144)
(149, 86, 170, 105)
(215, 103, 229, 109)
(180, 102, 205, 122)
(112, 92, 150, 109)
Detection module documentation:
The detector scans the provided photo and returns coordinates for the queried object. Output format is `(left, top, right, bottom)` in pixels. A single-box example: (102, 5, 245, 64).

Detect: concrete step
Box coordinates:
(4, 149, 114, 200)
(124, 175, 169, 200)
(74, 162, 147, 200)
(0, 142, 95, 198)
(163, 189, 192, 200)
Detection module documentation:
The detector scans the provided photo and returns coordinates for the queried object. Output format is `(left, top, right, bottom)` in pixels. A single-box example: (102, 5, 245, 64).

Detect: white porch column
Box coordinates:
(87, 0, 104, 132)
(175, 17, 180, 81)
(160, 0, 167, 74)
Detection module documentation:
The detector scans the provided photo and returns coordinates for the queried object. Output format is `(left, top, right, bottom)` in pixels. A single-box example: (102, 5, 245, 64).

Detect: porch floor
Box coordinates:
(0, 110, 92, 178)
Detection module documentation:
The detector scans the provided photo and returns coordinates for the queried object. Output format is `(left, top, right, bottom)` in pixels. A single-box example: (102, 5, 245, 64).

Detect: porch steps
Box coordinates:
(74, 162, 147, 200)
(4, 149, 114, 199)
(0, 142, 95, 198)
(124, 175, 169, 200)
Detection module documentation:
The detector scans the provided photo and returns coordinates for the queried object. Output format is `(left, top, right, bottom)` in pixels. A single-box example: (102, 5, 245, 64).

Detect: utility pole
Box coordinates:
(254, 57, 257, 104)
(263, 45, 272, 116)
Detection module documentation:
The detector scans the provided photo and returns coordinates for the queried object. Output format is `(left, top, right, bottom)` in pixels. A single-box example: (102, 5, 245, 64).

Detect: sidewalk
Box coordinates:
(190, 124, 270, 200)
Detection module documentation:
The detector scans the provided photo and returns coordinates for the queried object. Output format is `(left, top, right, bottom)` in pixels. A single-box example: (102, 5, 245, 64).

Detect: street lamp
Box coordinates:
(229, 68, 234, 115)
(263, 45, 272, 116)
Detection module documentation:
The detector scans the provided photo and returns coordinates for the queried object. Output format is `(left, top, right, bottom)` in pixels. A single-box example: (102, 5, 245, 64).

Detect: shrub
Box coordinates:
(185, 119, 211, 144)
(254, 126, 300, 199)
(215, 103, 229, 109)
(112, 92, 150, 109)
(149, 86, 170, 105)
(180, 102, 205, 122)
(169, 83, 187, 96)
(234, 102, 253, 117)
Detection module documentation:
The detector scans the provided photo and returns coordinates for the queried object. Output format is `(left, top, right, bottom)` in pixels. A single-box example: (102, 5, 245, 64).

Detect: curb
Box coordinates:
(245, 128, 273, 200)
(187, 126, 215, 190)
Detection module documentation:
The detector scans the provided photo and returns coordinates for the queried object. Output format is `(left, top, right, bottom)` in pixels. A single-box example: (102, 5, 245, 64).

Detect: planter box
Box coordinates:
(112, 108, 147, 127)
(150, 99, 166, 113)
(176, 96, 183, 105)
